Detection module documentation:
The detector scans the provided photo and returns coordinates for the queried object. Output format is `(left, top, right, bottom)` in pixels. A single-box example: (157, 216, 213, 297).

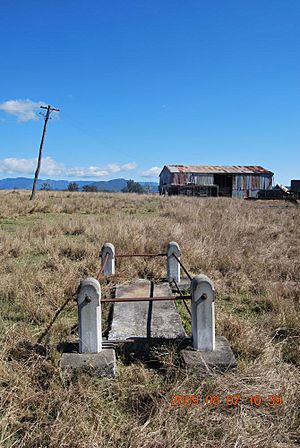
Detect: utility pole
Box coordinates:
(30, 104, 60, 200)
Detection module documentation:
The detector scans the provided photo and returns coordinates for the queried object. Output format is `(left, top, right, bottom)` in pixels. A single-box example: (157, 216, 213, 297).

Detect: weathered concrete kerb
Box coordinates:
(167, 242, 181, 283)
(60, 241, 236, 376)
(182, 275, 236, 373)
(61, 278, 117, 377)
(100, 243, 115, 276)
(78, 277, 102, 353)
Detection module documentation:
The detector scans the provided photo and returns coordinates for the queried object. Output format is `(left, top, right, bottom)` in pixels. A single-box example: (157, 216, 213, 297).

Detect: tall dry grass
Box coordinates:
(0, 190, 299, 447)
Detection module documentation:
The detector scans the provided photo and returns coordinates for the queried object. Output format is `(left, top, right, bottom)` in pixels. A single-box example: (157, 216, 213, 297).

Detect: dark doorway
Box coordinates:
(214, 174, 233, 197)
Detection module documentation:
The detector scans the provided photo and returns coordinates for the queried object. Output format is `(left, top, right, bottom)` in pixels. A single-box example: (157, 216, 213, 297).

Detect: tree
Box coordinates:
(40, 182, 51, 191)
(122, 179, 145, 194)
(67, 182, 79, 192)
(82, 185, 98, 192)
(143, 184, 154, 194)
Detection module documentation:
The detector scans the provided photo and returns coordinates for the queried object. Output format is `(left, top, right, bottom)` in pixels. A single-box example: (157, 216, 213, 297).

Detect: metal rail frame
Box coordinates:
(99, 246, 193, 306)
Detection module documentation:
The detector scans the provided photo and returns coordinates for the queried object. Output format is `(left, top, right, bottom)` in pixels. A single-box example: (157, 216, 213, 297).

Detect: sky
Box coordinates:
(0, 0, 299, 184)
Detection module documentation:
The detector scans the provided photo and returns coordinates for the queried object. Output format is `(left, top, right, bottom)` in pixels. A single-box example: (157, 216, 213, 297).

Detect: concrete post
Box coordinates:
(191, 275, 215, 351)
(167, 241, 181, 283)
(100, 243, 115, 276)
(77, 277, 102, 353)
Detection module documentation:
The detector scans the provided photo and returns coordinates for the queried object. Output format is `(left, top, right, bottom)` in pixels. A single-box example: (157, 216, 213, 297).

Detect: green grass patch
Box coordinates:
(174, 299, 191, 334)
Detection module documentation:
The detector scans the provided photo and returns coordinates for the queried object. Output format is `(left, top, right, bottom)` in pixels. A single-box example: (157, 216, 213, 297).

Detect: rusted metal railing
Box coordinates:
(115, 253, 167, 258)
(172, 278, 192, 317)
(101, 295, 192, 303)
(172, 253, 192, 281)
(114, 251, 192, 282)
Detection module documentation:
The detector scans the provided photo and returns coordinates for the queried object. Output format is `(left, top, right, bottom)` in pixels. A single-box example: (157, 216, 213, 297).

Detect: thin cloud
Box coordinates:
(0, 99, 47, 122)
(0, 157, 64, 176)
(140, 166, 162, 177)
(0, 156, 137, 178)
(66, 162, 137, 178)
(119, 162, 137, 171)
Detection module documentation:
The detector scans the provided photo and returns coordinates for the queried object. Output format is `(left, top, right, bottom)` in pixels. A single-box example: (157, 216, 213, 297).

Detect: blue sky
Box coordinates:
(0, 0, 299, 184)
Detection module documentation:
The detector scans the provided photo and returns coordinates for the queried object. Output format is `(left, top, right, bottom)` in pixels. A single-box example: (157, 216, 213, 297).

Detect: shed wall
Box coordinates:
(291, 180, 300, 193)
(232, 174, 272, 198)
(170, 173, 214, 185)
(159, 167, 273, 198)
(159, 167, 173, 193)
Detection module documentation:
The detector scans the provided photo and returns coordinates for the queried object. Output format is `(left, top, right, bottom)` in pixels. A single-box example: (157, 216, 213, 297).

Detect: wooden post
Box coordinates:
(191, 275, 215, 351)
(77, 277, 102, 353)
(30, 105, 60, 200)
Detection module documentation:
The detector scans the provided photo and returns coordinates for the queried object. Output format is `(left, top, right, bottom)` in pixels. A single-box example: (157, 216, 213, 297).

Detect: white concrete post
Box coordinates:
(167, 241, 181, 283)
(77, 277, 102, 353)
(191, 275, 215, 351)
(100, 243, 115, 276)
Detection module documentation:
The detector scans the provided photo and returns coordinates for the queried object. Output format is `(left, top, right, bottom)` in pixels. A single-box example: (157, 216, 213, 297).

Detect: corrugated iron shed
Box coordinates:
(291, 180, 300, 193)
(164, 165, 273, 175)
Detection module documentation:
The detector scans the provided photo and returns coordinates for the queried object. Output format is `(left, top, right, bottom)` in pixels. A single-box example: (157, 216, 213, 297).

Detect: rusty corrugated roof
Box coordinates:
(164, 165, 273, 175)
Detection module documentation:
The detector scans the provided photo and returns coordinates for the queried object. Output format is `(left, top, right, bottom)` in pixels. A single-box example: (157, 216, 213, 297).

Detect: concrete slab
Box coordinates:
(182, 336, 237, 373)
(60, 348, 117, 378)
(108, 279, 187, 342)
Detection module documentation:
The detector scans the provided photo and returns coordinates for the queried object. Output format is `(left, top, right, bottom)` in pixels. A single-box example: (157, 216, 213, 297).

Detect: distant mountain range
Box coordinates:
(0, 177, 158, 192)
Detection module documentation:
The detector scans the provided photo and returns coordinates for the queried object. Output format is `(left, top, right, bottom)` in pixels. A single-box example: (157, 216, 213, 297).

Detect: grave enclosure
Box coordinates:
(61, 242, 237, 377)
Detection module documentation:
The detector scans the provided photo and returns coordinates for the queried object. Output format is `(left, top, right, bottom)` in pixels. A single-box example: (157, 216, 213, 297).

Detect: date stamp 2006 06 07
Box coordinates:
(170, 394, 284, 408)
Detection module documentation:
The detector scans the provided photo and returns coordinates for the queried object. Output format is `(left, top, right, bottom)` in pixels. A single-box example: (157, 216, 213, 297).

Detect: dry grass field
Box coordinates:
(0, 190, 299, 448)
